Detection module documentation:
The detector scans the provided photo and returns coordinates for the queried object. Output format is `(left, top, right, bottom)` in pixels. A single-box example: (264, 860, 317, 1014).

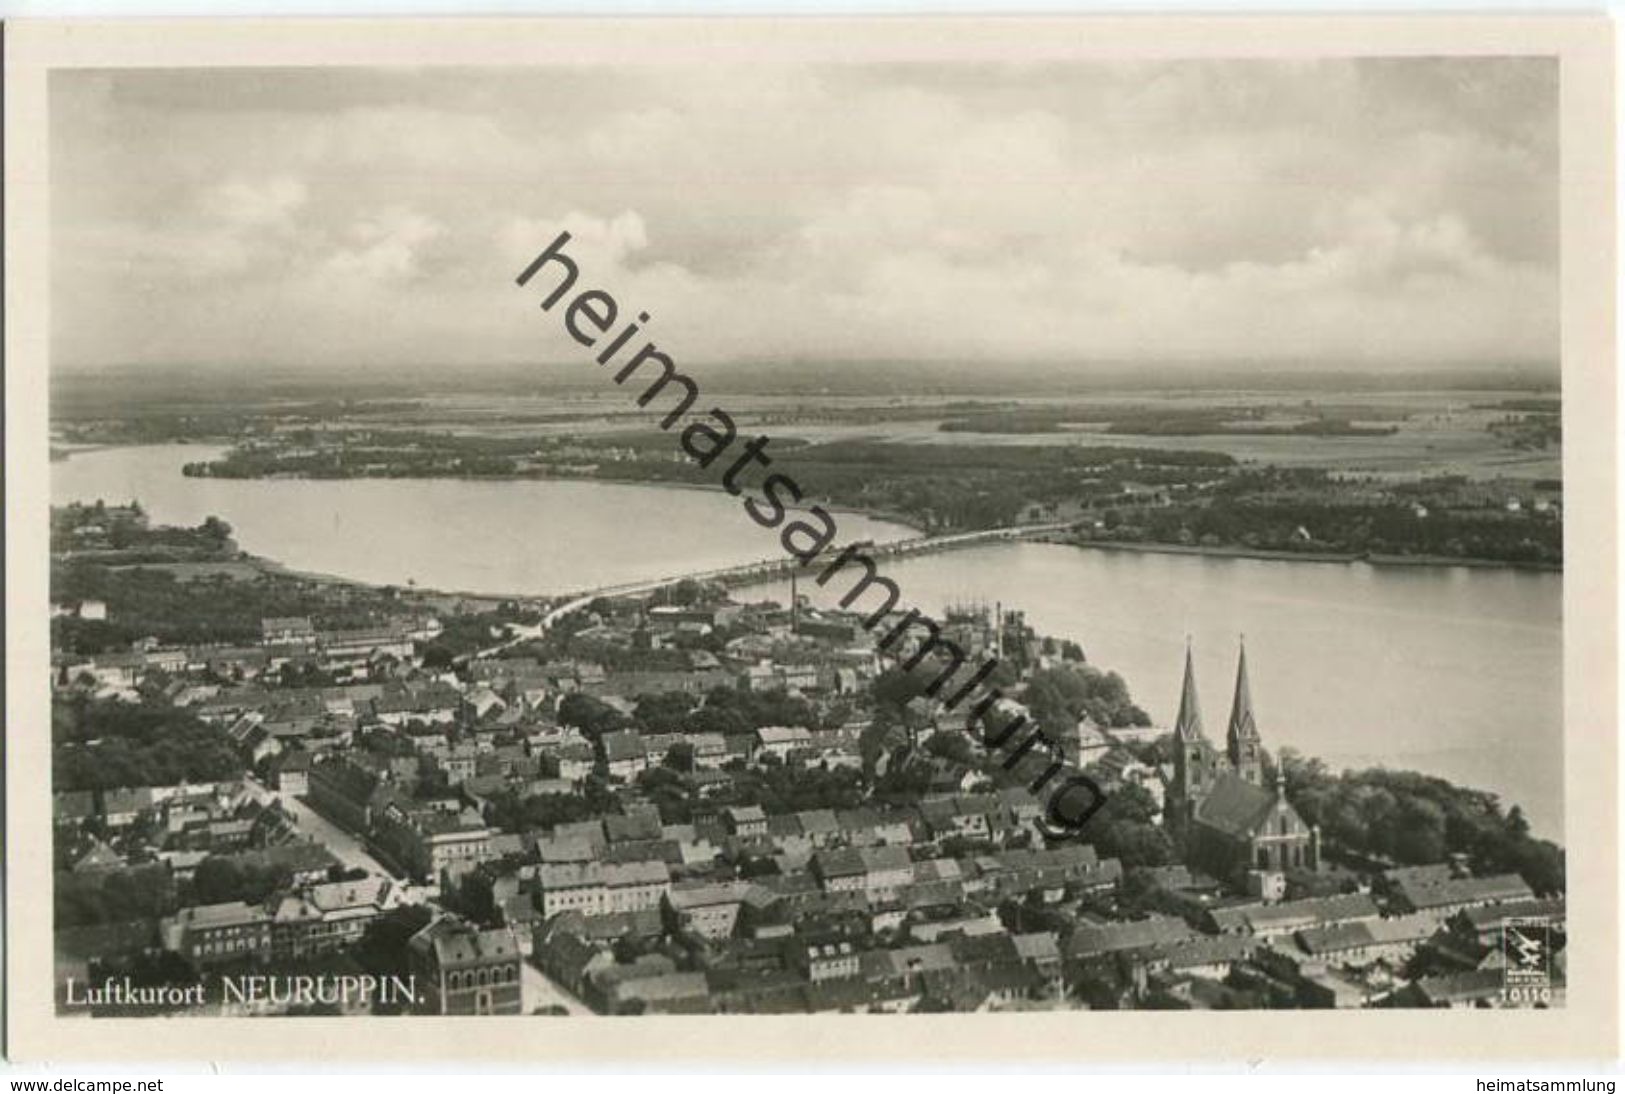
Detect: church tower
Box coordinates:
(1226, 639, 1265, 785)
(1170, 640, 1218, 819)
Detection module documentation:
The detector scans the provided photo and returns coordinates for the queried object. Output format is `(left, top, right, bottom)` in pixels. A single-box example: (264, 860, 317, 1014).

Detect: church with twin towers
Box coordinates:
(1166, 640, 1320, 889)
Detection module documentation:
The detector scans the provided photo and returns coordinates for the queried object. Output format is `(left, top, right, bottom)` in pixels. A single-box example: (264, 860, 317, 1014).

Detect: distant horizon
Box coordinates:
(50, 357, 1561, 389)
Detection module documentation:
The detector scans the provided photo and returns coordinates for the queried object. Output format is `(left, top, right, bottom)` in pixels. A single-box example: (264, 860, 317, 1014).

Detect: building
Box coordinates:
(665, 880, 754, 940)
(261, 617, 317, 648)
(320, 627, 416, 666)
(813, 846, 915, 900)
(271, 751, 312, 796)
(164, 901, 273, 967)
(164, 873, 394, 968)
(601, 730, 650, 780)
(1389, 872, 1536, 920)
(755, 725, 813, 760)
(407, 915, 524, 1016)
(374, 804, 493, 882)
(306, 756, 389, 835)
(267, 877, 395, 960)
(536, 860, 672, 918)
(725, 805, 769, 837)
(1165, 642, 1319, 883)
(799, 940, 861, 982)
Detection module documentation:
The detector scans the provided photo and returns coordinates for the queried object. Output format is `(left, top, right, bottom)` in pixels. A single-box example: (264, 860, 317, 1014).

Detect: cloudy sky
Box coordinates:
(51, 59, 1557, 373)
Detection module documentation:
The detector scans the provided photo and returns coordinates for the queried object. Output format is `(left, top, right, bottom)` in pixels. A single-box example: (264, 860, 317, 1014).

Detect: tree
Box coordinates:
(634, 691, 696, 730)
(1025, 665, 1150, 731)
(188, 857, 247, 905)
(1093, 820, 1177, 868)
(668, 579, 708, 606)
(924, 731, 976, 767)
(199, 516, 235, 547)
(1281, 757, 1565, 895)
(355, 905, 434, 1013)
(558, 693, 628, 740)
(53, 697, 243, 792)
(663, 741, 696, 773)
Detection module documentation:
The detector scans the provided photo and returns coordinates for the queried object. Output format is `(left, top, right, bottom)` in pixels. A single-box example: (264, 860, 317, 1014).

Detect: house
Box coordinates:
(795, 809, 841, 848)
(234, 841, 342, 887)
(270, 751, 312, 796)
(536, 860, 672, 918)
(102, 787, 155, 829)
(1206, 893, 1380, 939)
(1146, 935, 1257, 981)
(374, 804, 493, 883)
(804, 976, 919, 1015)
(261, 693, 328, 740)
(1289, 913, 1437, 968)
(306, 756, 390, 835)
(813, 846, 914, 900)
(407, 916, 523, 1016)
(596, 964, 709, 1016)
(1396, 968, 1509, 1009)
(1012, 931, 1063, 979)
(755, 725, 813, 760)
(464, 685, 507, 721)
(798, 940, 861, 983)
(72, 841, 127, 874)
(601, 730, 649, 780)
(53, 790, 96, 825)
(689, 733, 729, 769)
(1450, 898, 1565, 946)
(548, 741, 596, 782)
(267, 877, 395, 960)
(320, 627, 416, 666)
(725, 805, 768, 837)
(164, 901, 274, 967)
(1065, 916, 1199, 961)
(604, 807, 663, 844)
(261, 617, 317, 648)
(1388, 873, 1536, 920)
(84, 652, 148, 689)
(371, 683, 460, 727)
(438, 744, 480, 785)
(666, 880, 755, 940)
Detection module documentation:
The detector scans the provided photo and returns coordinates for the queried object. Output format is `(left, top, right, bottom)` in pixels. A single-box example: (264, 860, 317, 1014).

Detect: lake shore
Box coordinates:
(1046, 536, 1563, 573)
(170, 456, 1561, 575)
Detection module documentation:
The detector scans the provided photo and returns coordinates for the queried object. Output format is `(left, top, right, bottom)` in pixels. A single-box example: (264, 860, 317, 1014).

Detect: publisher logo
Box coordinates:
(1502, 916, 1552, 992)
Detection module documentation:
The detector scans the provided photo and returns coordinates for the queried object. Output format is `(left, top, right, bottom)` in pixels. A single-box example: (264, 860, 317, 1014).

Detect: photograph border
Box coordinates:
(5, 13, 1617, 1064)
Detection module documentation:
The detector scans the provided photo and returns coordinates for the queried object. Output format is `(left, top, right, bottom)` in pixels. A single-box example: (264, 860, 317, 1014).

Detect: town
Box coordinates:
(51, 500, 1565, 1017)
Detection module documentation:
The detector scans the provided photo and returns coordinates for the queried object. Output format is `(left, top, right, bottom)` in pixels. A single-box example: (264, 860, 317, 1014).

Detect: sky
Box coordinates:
(50, 58, 1559, 374)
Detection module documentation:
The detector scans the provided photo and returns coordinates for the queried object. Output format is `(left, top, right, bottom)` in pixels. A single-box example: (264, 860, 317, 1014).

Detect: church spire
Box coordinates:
(1168, 637, 1217, 827)
(1227, 637, 1264, 784)
(1174, 638, 1205, 740)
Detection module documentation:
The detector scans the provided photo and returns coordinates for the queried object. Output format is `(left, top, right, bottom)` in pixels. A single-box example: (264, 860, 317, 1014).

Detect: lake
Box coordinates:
(54, 444, 1564, 837)
(52, 445, 917, 594)
(741, 543, 1563, 839)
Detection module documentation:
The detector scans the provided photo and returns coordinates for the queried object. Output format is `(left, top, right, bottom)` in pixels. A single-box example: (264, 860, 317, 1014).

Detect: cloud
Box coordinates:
(202, 176, 308, 229)
(49, 58, 1558, 372)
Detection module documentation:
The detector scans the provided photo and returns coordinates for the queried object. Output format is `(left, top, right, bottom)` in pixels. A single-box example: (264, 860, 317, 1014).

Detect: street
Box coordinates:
(243, 775, 408, 890)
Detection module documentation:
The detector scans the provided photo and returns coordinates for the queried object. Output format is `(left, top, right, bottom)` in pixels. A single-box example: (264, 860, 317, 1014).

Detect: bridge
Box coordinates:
(471, 518, 1076, 658)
